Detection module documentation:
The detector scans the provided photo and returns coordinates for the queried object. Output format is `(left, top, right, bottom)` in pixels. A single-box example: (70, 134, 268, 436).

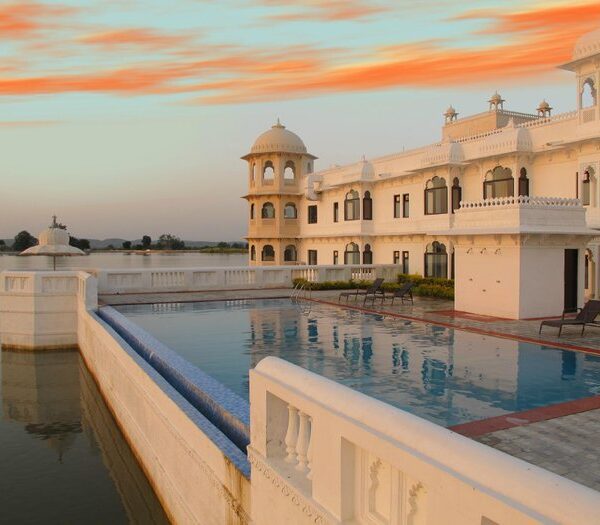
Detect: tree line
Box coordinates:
(0, 231, 247, 252)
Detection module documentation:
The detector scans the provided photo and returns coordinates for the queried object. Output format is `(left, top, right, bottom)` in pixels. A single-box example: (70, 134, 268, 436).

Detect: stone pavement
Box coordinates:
(476, 409, 600, 491)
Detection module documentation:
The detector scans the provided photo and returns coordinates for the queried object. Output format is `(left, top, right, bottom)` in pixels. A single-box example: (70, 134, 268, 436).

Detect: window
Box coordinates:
(284, 245, 297, 262)
(424, 242, 447, 278)
(250, 245, 256, 261)
(333, 250, 339, 265)
(518, 168, 529, 197)
(261, 202, 275, 219)
(363, 191, 373, 220)
(583, 169, 592, 206)
(484, 166, 513, 199)
(284, 161, 295, 184)
(251, 163, 256, 184)
(284, 202, 297, 219)
(344, 190, 360, 220)
(307, 162, 313, 174)
(394, 195, 401, 218)
(262, 245, 275, 262)
(451, 178, 462, 213)
(308, 205, 318, 224)
(344, 242, 360, 264)
(393, 250, 400, 265)
(333, 202, 339, 223)
(308, 250, 318, 265)
(363, 244, 373, 264)
(581, 78, 597, 108)
(425, 177, 448, 215)
(403, 194, 410, 218)
(402, 251, 409, 274)
(250, 203, 255, 220)
(263, 161, 275, 183)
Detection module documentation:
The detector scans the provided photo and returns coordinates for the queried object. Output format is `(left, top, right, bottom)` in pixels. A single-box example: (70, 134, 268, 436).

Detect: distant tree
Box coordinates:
(217, 241, 229, 248)
(231, 242, 246, 249)
(13, 231, 37, 251)
(122, 241, 132, 250)
(107, 244, 115, 250)
(156, 234, 185, 250)
(0, 240, 6, 252)
(69, 237, 90, 250)
(142, 235, 152, 248)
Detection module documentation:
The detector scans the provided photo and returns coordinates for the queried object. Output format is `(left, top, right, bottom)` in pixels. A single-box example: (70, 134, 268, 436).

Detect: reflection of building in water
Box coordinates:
(1, 350, 81, 461)
(1, 349, 168, 522)
(246, 304, 596, 422)
(79, 360, 170, 525)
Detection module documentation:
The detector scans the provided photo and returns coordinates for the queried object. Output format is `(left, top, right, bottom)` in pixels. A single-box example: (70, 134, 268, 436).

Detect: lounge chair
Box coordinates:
(339, 278, 385, 305)
(384, 281, 415, 305)
(539, 300, 600, 337)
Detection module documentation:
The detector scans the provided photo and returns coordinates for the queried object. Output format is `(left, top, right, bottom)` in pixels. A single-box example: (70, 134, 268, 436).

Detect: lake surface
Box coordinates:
(0, 252, 248, 271)
(0, 349, 169, 524)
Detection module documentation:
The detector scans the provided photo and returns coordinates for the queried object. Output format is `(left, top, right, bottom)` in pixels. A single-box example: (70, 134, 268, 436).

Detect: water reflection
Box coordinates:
(116, 299, 600, 427)
(0, 350, 169, 524)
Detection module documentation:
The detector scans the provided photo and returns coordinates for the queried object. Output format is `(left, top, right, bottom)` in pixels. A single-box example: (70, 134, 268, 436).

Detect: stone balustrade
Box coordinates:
(92, 264, 400, 294)
(459, 196, 582, 209)
(249, 357, 600, 525)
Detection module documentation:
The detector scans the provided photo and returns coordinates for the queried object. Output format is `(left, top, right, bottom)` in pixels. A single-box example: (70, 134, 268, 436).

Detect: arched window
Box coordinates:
(263, 161, 275, 184)
(363, 191, 373, 220)
(262, 245, 275, 262)
(581, 78, 597, 109)
(344, 242, 360, 264)
(307, 162, 313, 174)
(283, 202, 297, 219)
(250, 203, 255, 220)
(284, 245, 297, 262)
(250, 245, 256, 261)
(484, 166, 513, 199)
(251, 163, 256, 184)
(362, 244, 373, 264)
(518, 168, 529, 197)
(425, 242, 448, 278)
(582, 167, 596, 206)
(284, 161, 295, 184)
(344, 190, 360, 221)
(425, 177, 448, 215)
(261, 202, 275, 219)
(451, 177, 462, 213)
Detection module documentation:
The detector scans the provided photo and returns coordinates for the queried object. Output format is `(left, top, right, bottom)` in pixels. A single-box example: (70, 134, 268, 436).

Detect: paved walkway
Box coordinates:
(476, 409, 600, 491)
(100, 287, 600, 491)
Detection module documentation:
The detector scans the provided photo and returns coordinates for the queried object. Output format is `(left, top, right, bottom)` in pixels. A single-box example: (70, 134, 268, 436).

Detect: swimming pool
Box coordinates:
(115, 299, 600, 427)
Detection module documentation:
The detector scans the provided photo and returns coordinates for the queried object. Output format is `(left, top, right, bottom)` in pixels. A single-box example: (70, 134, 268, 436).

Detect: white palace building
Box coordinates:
(243, 29, 600, 320)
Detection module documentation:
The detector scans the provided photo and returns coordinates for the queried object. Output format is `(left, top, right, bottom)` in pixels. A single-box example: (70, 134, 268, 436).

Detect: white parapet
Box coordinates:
(0, 271, 97, 350)
(92, 264, 401, 294)
(249, 357, 600, 525)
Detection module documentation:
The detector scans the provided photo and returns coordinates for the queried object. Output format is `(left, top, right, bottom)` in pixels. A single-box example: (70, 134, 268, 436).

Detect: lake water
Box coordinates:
(0, 349, 169, 524)
(0, 252, 248, 271)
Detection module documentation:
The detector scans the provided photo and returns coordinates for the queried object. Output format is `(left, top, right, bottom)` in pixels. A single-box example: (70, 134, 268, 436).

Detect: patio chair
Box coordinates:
(384, 281, 415, 306)
(539, 300, 600, 337)
(339, 278, 385, 305)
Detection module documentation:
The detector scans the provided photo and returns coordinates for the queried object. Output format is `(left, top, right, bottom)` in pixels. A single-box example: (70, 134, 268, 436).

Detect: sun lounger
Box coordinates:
(339, 278, 385, 305)
(384, 281, 415, 305)
(539, 300, 600, 337)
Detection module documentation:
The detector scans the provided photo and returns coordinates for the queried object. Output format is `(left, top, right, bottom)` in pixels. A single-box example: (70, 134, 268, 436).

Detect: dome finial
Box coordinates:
(51, 215, 58, 228)
(273, 118, 284, 129)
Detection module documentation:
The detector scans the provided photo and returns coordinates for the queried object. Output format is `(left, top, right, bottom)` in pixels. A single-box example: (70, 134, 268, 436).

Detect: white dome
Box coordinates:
(20, 217, 85, 256)
(250, 120, 308, 155)
(573, 28, 600, 61)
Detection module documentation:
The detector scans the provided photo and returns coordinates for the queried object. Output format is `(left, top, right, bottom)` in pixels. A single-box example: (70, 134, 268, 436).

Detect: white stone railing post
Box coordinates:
(295, 411, 311, 474)
(284, 405, 299, 464)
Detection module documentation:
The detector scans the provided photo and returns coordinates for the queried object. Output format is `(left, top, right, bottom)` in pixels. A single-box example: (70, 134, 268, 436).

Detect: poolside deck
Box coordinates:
(100, 288, 600, 492)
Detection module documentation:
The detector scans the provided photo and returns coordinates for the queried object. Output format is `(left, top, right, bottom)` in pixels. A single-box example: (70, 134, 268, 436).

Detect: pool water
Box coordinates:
(0, 349, 169, 524)
(116, 299, 600, 427)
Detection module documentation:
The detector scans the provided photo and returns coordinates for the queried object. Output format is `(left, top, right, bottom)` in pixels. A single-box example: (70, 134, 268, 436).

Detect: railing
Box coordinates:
(460, 196, 582, 209)
(249, 357, 600, 525)
(517, 110, 577, 128)
(94, 265, 402, 294)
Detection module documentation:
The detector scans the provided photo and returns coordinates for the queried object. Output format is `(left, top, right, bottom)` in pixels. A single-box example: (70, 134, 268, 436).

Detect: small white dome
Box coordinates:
(573, 28, 600, 61)
(489, 91, 504, 104)
(20, 217, 85, 256)
(444, 105, 457, 116)
(250, 120, 307, 155)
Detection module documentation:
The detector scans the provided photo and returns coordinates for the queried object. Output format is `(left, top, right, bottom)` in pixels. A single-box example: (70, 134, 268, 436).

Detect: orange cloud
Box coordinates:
(261, 0, 388, 22)
(0, 2, 73, 39)
(80, 28, 191, 49)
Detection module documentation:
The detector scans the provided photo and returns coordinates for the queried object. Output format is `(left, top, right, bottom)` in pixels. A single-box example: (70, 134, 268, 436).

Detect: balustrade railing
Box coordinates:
(459, 196, 581, 209)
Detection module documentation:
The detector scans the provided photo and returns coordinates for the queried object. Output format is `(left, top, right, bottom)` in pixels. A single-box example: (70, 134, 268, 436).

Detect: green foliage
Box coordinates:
(69, 237, 90, 250)
(122, 240, 132, 250)
(293, 274, 454, 300)
(13, 231, 37, 251)
(156, 234, 185, 250)
(141, 235, 152, 248)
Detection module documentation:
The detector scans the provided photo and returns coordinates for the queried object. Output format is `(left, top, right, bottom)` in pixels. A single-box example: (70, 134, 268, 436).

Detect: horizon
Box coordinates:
(2, 0, 600, 240)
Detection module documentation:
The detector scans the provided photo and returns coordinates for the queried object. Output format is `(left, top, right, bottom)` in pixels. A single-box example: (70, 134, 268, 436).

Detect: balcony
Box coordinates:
(451, 196, 590, 235)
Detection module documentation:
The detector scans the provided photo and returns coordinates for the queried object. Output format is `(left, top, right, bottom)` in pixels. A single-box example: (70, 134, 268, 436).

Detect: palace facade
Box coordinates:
(243, 28, 600, 304)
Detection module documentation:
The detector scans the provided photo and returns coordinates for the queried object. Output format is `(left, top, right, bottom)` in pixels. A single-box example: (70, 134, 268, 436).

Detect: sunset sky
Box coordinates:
(2, 0, 600, 241)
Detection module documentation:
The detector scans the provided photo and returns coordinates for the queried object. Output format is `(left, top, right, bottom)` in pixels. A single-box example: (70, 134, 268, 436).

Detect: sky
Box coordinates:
(1, 0, 600, 241)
